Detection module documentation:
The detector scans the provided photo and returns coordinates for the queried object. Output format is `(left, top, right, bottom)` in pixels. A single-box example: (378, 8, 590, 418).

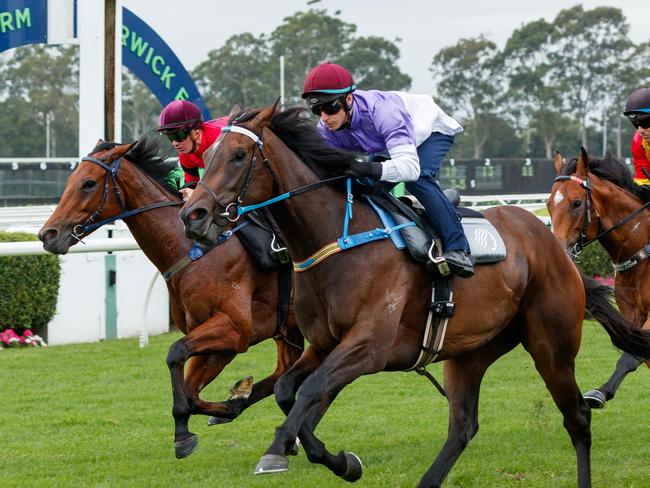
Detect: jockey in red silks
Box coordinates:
(624, 87, 650, 186)
(156, 100, 228, 201)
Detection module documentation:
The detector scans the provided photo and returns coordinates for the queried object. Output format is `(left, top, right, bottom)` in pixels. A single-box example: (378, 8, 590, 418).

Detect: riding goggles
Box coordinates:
(631, 118, 650, 130)
(164, 128, 192, 142)
(310, 98, 344, 116)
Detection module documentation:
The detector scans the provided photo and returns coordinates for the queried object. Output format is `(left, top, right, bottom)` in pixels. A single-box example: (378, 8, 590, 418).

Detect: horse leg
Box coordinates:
(522, 317, 591, 488)
(583, 352, 645, 408)
(207, 328, 305, 425)
(256, 337, 389, 481)
(166, 313, 247, 459)
(419, 329, 520, 488)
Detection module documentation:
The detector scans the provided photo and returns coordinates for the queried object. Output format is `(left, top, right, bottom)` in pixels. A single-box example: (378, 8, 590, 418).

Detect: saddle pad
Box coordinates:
(462, 218, 507, 264)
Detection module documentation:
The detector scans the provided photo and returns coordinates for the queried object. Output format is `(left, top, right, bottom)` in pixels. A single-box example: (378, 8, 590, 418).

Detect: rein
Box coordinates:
(71, 156, 181, 240)
(554, 173, 650, 262)
(206, 122, 415, 272)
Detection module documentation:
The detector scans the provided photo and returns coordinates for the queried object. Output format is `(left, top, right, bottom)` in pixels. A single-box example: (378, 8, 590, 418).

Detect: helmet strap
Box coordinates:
(189, 129, 200, 153)
(337, 93, 353, 131)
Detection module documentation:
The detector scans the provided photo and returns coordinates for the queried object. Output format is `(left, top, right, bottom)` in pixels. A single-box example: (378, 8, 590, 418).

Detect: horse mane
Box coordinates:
(89, 137, 181, 197)
(229, 106, 359, 179)
(562, 153, 650, 202)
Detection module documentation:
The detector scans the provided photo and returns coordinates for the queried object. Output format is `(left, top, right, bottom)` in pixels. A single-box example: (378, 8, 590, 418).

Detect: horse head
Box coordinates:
(38, 140, 135, 254)
(547, 146, 603, 257)
(180, 100, 281, 245)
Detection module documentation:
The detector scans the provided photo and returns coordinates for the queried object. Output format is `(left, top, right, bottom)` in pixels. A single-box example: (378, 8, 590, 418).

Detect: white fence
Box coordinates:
(1, 213, 169, 347)
(0, 194, 551, 346)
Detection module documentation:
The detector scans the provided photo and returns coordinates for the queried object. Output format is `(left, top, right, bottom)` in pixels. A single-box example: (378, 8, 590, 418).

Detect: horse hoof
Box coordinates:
(174, 434, 198, 459)
(254, 454, 289, 475)
(341, 451, 363, 482)
(287, 437, 301, 456)
(207, 416, 234, 426)
(583, 389, 606, 409)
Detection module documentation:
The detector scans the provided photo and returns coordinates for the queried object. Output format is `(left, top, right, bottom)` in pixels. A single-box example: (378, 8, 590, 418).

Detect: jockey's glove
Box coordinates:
(345, 160, 383, 180)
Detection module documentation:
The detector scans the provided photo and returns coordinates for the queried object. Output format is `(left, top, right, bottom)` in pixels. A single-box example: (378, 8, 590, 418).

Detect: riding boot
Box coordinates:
(426, 249, 475, 278)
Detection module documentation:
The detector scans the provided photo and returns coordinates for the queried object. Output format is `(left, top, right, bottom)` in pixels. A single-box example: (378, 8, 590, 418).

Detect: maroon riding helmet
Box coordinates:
(157, 100, 203, 132)
(302, 62, 356, 106)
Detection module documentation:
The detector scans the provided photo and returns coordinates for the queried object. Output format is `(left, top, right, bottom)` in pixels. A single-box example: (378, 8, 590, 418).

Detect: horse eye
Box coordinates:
(232, 150, 246, 162)
(571, 199, 582, 209)
(81, 180, 97, 191)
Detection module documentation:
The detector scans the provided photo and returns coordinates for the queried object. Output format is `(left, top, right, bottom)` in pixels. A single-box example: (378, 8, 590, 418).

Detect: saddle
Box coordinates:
(367, 187, 507, 268)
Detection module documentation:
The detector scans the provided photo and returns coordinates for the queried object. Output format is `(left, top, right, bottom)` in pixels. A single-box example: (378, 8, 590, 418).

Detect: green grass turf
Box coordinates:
(1, 321, 648, 487)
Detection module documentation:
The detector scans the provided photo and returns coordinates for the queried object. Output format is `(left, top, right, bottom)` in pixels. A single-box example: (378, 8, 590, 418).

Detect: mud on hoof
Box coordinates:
(254, 454, 289, 475)
(174, 433, 198, 459)
(340, 451, 363, 482)
(583, 389, 606, 409)
(207, 415, 234, 426)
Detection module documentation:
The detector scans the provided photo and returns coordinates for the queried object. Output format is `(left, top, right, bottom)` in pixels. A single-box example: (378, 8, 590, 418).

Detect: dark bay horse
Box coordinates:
(180, 104, 650, 487)
(548, 147, 650, 408)
(38, 139, 303, 459)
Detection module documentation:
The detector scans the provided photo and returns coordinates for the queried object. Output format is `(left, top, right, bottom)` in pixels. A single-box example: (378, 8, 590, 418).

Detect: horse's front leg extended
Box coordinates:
(166, 312, 247, 459)
(256, 338, 384, 482)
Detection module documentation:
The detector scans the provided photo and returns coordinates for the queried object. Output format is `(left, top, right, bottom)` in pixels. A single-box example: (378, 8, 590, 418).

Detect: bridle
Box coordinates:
(199, 123, 344, 222)
(70, 156, 181, 241)
(554, 173, 650, 259)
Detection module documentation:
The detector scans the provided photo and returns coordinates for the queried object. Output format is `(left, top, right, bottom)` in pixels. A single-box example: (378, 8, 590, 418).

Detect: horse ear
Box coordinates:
(554, 151, 564, 175)
(254, 98, 281, 128)
(228, 103, 242, 118)
(108, 141, 137, 160)
(576, 145, 589, 176)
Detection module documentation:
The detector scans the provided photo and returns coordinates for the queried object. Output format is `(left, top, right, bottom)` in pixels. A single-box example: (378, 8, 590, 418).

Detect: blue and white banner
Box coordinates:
(0, 0, 48, 52)
(122, 7, 211, 120)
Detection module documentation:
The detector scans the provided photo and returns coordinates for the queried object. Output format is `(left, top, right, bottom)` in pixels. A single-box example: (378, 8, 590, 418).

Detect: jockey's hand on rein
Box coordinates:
(344, 160, 383, 180)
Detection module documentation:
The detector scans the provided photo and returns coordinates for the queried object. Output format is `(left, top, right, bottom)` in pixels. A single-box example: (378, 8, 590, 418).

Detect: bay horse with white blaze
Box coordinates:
(548, 147, 650, 408)
(180, 104, 650, 487)
(38, 139, 303, 459)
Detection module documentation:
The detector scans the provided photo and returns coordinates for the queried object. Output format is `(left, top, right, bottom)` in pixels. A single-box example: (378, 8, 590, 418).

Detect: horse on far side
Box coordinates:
(38, 138, 303, 459)
(548, 147, 650, 408)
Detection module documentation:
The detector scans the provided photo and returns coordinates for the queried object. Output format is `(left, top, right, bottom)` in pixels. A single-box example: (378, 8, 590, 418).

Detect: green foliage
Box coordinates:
(0, 45, 78, 157)
(0, 231, 60, 331)
(576, 242, 613, 278)
(193, 8, 410, 115)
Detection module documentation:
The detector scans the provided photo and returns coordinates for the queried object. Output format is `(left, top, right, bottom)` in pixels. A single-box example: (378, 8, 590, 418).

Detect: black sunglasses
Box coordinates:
(631, 118, 650, 130)
(164, 128, 191, 143)
(311, 98, 344, 116)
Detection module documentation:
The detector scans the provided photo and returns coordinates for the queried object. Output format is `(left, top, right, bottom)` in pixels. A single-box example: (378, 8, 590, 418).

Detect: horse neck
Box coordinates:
(591, 176, 650, 260)
(115, 161, 189, 273)
(263, 131, 376, 261)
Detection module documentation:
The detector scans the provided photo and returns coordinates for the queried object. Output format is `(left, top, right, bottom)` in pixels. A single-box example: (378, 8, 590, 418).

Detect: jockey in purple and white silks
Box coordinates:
(302, 62, 474, 277)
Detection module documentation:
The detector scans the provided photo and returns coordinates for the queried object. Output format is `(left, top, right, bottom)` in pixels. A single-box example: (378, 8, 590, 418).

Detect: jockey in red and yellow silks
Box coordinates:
(631, 131, 650, 186)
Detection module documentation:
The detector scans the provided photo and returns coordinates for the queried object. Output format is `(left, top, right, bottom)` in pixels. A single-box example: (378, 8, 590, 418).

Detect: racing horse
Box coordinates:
(548, 147, 650, 408)
(38, 139, 303, 459)
(180, 103, 650, 487)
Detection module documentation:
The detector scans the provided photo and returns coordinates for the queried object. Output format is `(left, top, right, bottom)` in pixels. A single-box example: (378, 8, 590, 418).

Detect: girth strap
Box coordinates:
(407, 276, 454, 380)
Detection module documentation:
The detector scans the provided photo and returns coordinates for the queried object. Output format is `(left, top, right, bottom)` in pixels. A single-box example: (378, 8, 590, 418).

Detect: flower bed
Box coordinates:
(0, 328, 47, 349)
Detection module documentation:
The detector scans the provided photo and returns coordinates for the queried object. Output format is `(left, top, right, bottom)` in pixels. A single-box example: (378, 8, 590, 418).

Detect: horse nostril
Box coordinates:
(188, 208, 207, 222)
(39, 228, 58, 243)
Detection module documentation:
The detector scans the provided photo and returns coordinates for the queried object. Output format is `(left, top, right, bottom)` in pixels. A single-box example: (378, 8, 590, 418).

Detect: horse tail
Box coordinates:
(582, 272, 650, 358)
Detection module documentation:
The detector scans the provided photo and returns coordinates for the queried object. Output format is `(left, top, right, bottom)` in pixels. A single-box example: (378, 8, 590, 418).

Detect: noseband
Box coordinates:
(71, 155, 181, 240)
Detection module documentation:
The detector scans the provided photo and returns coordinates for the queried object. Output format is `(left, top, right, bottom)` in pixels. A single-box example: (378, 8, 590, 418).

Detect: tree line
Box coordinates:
(0, 4, 647, 160)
